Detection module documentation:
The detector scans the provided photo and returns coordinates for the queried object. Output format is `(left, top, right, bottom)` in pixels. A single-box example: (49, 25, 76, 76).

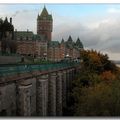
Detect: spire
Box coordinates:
(44, 4, 45, 8)
(4, 17, 8, 23)
(67, 35, 73, 42)
(76, 37, 83, 48)
(38, 6, 53, 21)
(76, 37, 80, 43)
(40, 5, 48, 16)
(61, 38, 64, 43)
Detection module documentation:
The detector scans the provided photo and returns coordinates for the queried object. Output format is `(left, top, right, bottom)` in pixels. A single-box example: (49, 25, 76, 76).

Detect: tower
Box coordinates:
(37, 6, 53, 41)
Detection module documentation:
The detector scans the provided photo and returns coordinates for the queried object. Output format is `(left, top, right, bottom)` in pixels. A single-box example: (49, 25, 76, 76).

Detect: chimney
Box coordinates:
(10, 17, 12, 24)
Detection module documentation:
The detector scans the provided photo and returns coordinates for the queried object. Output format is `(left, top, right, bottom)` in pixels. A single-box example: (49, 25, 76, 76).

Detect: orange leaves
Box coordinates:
(100, 71, 116, 82)
(80, 49, 117, 74)
(80, 49, 102, 65)
(88, 51, 102, 66)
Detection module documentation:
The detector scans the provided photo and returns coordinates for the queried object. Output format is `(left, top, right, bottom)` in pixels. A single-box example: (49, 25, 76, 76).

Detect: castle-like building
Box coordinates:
(0, 6, 83, 61)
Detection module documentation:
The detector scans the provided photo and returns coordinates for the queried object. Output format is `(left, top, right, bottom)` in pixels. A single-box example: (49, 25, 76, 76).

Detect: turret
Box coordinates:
(61, 38, 64, 44)
(76, 37, 83, 49)
(37, 6, 53, 42)
(67, 36, 73, 43)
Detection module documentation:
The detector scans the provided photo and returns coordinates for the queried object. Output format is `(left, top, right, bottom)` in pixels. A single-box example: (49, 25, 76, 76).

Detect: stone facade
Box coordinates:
(62, 71, 67, 113)
(16, 40, 36, 57)
(37, 75, 48, 116)
(5, 6, 83, 61)
(56, 72, 63, 116)
(16, 78, 36, 116)
(36, 41, 47, 59)
(0, 83, 16, 116)
(17, 84, 32, 116)
(48, 72, 57, 116)
(0, 68, 76, 116)
(0, 7, 83, 61)
(37, 6, 53, 42)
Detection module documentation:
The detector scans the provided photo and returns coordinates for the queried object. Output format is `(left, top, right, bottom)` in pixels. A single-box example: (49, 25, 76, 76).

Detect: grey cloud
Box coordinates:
(12, 11, 20, 17)
(11, 8, 120, 58)
(53, 15, 120, 55)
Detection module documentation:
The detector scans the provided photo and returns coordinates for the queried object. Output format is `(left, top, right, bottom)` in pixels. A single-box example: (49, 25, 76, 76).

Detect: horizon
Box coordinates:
(0, 4, 120, 60)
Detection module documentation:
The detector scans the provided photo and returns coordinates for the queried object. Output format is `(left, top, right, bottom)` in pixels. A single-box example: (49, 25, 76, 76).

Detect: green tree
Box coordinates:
(70, 49, 119, 116)
(73, 80, 120, 116)
(80, 49, 117, 73)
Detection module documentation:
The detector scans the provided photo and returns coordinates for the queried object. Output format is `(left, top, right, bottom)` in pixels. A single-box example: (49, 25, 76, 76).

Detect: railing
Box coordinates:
(0, 62, 79, 77)
(0, 51, 20, 57)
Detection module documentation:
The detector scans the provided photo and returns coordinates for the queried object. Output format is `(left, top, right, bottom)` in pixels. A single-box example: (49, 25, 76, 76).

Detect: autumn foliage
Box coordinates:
(80, 49, 117, 73)
(70, 49, 120, 116)
(100, 70, 116, 82)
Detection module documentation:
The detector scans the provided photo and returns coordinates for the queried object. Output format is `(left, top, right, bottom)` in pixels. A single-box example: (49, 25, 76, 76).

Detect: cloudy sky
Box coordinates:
(0, 4, 120, 60)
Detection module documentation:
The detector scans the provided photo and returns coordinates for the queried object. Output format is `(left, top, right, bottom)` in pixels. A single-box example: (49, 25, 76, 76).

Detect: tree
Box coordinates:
(0, 17, 17, 54)
(73, 80, 120, 116)
(69, 49, 119, 116)
(100, 70, 116, 82)
(80, 49, 117, 73)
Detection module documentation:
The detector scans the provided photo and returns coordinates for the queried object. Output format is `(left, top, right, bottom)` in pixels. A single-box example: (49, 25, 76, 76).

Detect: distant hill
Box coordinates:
(111, 60, 120, 64)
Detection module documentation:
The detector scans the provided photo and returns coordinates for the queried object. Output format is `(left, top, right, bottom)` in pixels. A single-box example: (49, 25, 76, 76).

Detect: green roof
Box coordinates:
(32, 34, 45, 41)
(61, 38, 65, 44)
(65, 36, 74, 49)
(14, 31, 45, 41)
(14, 31, 33, 38)
(38, 6, 53, 21)
(32, 34, 41, 40)
(48, 41, 60, 47)
(75, 38, 84, 48)
(40, 6, 48, 16)
(67, 36, 73, 43)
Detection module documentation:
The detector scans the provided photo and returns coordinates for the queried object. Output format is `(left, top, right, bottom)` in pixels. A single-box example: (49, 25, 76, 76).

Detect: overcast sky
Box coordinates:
(0, 4, 120, 60)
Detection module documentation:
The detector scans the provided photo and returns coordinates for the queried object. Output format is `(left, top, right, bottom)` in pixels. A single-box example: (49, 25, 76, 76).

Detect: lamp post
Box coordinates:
(43, 52, 47, 60)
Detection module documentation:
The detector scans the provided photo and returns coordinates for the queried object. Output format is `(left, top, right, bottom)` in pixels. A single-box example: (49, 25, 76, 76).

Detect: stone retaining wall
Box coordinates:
(0, 68, 76, 116)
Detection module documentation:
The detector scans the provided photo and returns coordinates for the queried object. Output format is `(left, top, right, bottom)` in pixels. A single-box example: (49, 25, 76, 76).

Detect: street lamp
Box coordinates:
(43, 52, 47, 60)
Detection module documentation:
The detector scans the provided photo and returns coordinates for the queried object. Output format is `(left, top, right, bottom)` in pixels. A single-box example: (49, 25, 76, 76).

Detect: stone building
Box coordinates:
(14, 31, 35, 57)
(37, 6, 53, 42)
(0, 6, 83, 61)
(0, 64, 77, 116)
(48, 41, 61, 61)
(14, 31, 47, 59)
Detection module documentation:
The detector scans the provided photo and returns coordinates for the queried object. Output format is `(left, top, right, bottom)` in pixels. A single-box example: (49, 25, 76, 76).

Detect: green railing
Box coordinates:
(0, 62, 79, 77)
(0, 51, 20, 57)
